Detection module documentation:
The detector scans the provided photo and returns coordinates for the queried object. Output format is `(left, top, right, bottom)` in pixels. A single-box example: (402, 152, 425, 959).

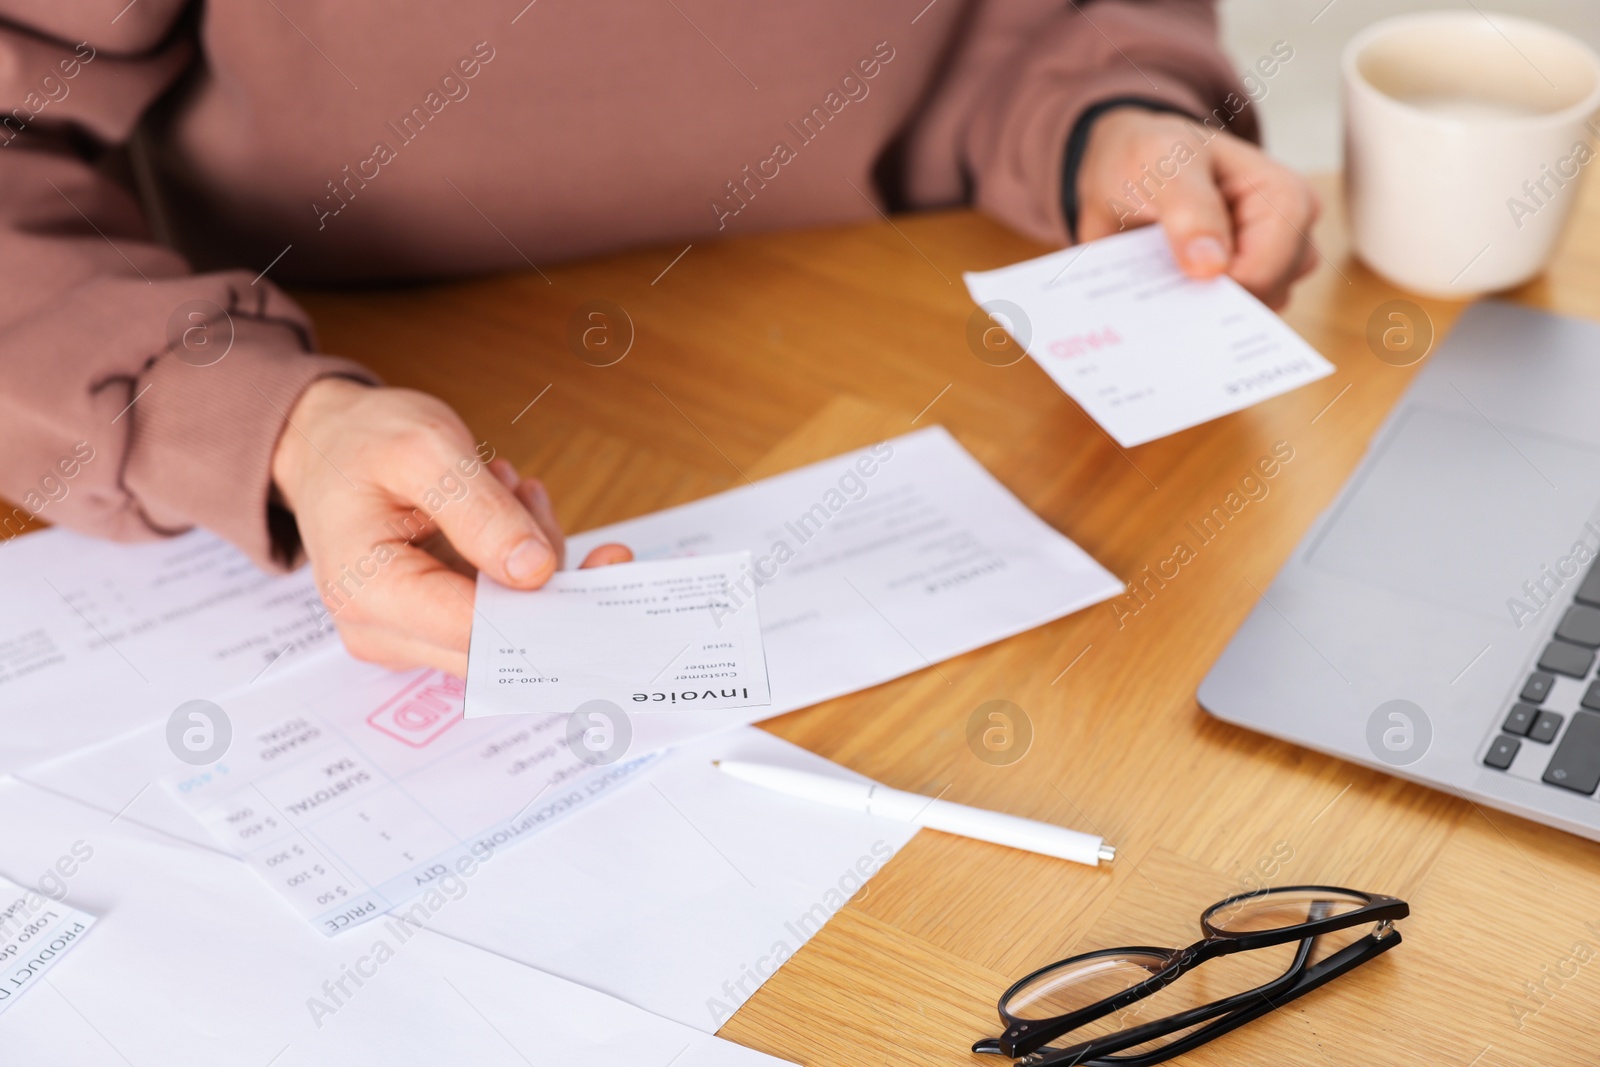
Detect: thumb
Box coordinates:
(509, 472, 567, 571)
(1155, 158, 1234, 280)
(422, 463, 558, 589)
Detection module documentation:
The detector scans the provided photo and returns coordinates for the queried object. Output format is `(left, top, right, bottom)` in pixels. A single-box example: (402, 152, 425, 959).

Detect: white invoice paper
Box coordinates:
(23, 707, 921, 1034)
(159, 658, 659, 935)
(0, 527, 335, 774)
(466, 551, 771, 718)
(563, 425, 1122, 726)
(963, 226, 1334, 447)
(0, 779, 791, 1067)
(0, 872, 96, 1015)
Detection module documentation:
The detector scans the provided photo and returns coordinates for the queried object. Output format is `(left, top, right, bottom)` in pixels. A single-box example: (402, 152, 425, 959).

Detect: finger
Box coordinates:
(1255, 241, 1319, 311)
(1228, 193, 1310, 306)
(492, 460, 566, 568)
(415, 527, 475, 579)
(513, 477, 567, 571)
(400, 446, 557, 589)
(331, 541, 476, 654)
(488, 458, 519, 490)
(336, 620, 469, 678)
(1212, 139, 1317, 303)
(1291, 240, 1319, 282)
(1151, 148, 1234, 280)
(580, 543, 634, 568)
(1303, 182, 1324, 228)
(1077, 186, 1157, 243)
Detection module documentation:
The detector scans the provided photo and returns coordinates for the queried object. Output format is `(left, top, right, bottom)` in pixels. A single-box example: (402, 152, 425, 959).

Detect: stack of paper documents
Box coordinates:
(0, 421, 1121, 1054)
(0, 778, 791, 1066)
(24, 706, 922, 1030)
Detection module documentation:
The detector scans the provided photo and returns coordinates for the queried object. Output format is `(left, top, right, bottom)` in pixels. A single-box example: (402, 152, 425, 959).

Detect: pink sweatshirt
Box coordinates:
(0, 0, 1253, 568)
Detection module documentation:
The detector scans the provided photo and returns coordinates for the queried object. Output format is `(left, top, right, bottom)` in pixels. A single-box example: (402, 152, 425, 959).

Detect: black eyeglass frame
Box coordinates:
(975, 885, 1409, 1062)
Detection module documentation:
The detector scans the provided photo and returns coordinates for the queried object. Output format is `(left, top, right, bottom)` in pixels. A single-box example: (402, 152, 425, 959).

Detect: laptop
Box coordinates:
(1200, 300, 1600, 843)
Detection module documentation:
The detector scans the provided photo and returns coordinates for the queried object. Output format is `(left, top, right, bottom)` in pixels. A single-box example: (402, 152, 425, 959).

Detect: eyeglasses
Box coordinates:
(973, 885, 1409, 1066)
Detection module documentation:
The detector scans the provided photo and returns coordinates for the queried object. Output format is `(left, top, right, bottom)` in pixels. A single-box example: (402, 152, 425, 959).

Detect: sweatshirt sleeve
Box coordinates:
(0, 6, 377, 569)
(899, 0, 1260, 246)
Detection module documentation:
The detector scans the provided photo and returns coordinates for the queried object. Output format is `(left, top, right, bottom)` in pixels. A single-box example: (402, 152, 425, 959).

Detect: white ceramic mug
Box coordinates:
(1343, 11, 1600, 297)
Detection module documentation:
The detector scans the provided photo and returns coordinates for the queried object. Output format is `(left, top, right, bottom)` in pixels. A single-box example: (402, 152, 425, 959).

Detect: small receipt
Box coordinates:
(466, 551, 772, 718)
(963, 226, 1334, 447)
(0, 875, 95, 1014)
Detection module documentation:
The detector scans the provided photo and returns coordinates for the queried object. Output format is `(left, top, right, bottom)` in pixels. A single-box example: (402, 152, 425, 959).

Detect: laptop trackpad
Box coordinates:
(1307, 405, 1600, 619)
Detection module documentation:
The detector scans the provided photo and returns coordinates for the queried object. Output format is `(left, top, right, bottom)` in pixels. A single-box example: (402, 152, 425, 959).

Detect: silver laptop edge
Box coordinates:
(1200, 299, 1600, 843)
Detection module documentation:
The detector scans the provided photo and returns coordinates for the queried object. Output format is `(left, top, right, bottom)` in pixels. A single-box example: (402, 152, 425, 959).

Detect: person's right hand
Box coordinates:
(270, 378, 631, 677)
(1075, 108, 1320, 310)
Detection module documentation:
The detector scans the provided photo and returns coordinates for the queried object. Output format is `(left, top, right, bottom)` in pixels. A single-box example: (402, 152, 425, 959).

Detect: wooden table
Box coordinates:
(219, 176, 1600, 1064)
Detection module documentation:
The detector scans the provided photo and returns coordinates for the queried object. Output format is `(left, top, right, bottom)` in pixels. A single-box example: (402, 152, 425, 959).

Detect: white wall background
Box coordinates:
(1217, 0, 1600, 171)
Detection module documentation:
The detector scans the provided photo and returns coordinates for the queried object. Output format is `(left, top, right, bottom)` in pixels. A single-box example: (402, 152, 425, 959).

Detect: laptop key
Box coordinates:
(1522, 672, 1555, 703)
(1484, 735, 1520, 770)
(1556, 605, 1600, 648)
(1543, 711, 1600, 794)
(1503, 704, 1538, 736)
(1577, 563, 1600, 608)
(1584, 682, 1600, 712)
(1538, 640, 1595, 679)
(1530, 710, 1565, 744)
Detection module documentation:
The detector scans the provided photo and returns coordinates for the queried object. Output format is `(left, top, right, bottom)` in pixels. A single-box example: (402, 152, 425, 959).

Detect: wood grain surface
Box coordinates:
(299, 173, 1600, 1067)
(23, 172, 1600, 1065)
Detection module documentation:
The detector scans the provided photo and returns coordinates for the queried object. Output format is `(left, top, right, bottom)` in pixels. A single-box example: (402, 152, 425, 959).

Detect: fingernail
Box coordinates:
(506, 537, 552, 583)
(1185, 236, 1228, 272)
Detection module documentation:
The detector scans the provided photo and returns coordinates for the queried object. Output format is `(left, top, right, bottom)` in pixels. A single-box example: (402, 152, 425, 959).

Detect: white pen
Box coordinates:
(713, 760, 1114, 868)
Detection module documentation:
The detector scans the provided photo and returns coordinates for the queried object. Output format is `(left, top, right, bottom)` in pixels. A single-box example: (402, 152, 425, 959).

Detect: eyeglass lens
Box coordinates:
(1001, 889, 1385, 1058)
(1205, 887, 1369, 934)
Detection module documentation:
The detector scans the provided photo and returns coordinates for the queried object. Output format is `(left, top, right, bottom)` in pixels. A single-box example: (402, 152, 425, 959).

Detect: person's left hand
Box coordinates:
(1074, 107, 1321, 309)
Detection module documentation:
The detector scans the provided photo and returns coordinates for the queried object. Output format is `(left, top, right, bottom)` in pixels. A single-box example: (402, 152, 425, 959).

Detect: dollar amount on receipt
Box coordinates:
(164, 665, 657, 935)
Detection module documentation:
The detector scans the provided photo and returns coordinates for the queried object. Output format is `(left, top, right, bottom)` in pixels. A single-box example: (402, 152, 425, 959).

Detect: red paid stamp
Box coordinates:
(365, 671, 465, 747)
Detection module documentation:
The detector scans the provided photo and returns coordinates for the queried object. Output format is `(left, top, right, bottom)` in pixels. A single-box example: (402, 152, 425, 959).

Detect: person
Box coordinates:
(0, 0, 1318, 677)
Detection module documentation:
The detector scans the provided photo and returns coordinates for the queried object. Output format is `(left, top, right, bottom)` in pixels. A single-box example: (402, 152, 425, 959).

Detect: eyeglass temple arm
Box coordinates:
(1029, 929, 1402, 1067)
(1016, 936, 1316, 1066)
(982, 897, 1390, 1060)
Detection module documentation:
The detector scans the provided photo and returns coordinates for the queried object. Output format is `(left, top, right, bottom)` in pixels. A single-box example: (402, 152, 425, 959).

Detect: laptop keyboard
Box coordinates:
(1485, 564, 1600, 793)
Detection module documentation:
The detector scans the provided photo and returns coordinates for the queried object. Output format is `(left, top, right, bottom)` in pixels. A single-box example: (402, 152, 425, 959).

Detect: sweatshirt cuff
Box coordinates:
(121, 320, 379, 572)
